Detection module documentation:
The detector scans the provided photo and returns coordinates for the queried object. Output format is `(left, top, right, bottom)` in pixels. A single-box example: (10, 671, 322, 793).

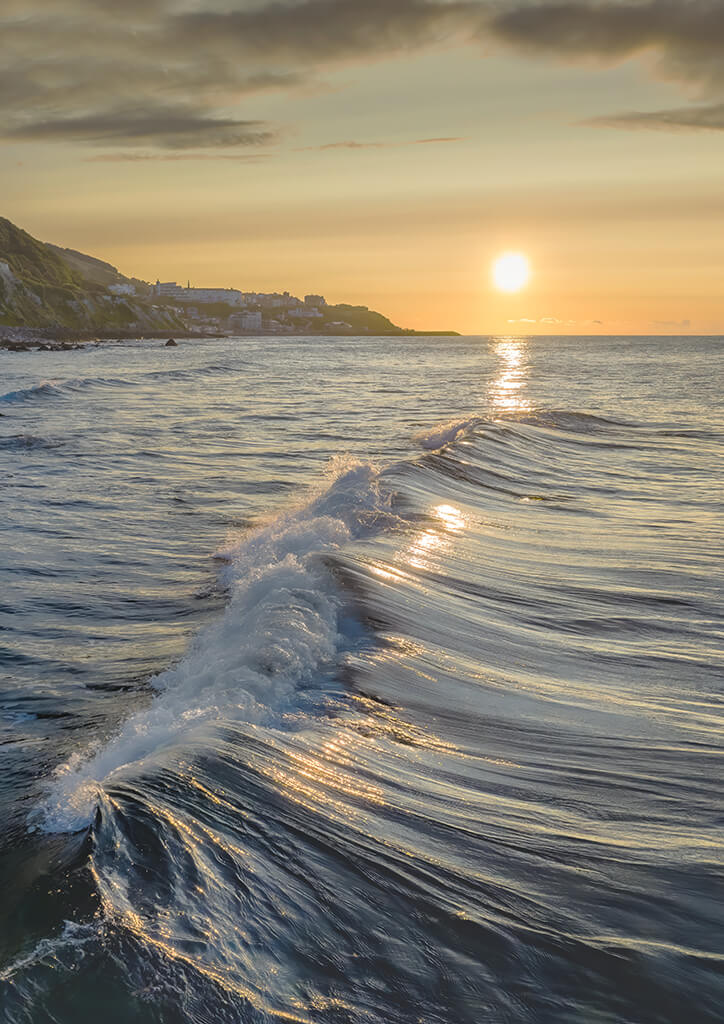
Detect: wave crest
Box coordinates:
(414, 418, 481, 451)
(35, 459, 397, 834)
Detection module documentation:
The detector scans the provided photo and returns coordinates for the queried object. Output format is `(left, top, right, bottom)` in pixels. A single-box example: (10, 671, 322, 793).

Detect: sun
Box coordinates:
(492, 252, 530, 293)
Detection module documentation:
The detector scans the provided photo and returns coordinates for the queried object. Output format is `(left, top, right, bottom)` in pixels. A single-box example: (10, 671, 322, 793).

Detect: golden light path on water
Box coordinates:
(405, 503, 468, 572)
(371, 340, 531, 582)
(298, 337, 534, 815)
(489, 338, 532, 414)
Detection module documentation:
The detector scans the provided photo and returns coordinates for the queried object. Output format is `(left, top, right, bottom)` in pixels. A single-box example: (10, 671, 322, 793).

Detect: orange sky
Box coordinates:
(4, 2, 724, 334)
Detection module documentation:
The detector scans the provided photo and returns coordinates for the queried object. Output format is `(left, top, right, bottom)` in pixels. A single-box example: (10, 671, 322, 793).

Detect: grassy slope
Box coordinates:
(322, 303, 402, 333)
(0, 218, 181, 331)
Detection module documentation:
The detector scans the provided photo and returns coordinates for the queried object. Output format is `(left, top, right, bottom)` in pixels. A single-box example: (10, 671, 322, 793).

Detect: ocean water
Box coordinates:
(0, 334, 722, 1024)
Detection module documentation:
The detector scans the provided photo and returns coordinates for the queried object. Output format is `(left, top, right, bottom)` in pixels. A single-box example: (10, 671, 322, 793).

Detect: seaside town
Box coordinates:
(0, 216, 456, 344)
(148, 280, 347, 335)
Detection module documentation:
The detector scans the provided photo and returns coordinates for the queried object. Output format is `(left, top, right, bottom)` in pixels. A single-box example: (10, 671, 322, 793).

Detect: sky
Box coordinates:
(2, 0, 724, 335)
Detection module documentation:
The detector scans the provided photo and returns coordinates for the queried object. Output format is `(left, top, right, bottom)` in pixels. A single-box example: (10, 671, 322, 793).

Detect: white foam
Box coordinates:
(414, 418, 479, 451)
(37, 459, 395, 834)
(0, 921, 97, 983)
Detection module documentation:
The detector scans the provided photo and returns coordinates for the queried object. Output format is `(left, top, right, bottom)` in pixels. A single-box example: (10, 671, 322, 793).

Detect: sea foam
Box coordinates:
(414, 417, 480, 451)
(37, 458, 396, 834)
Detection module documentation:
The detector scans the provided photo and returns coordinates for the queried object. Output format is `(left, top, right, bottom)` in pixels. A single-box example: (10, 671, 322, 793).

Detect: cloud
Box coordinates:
(485, 1, 724, 95)
(414, 136, 467, 145)
(587, 100, 724, 130)
(0, 0, 479, 151)
(303, 136, 465, 151)
(6, 106, 276, 149)
(85, 152, 271, 163)
(507, 316, 587, 326)
(171, 0, 477, 65)
(5, 0, 724, 152)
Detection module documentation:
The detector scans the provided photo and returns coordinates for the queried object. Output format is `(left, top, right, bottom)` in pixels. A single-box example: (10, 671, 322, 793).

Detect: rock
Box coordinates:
(2, 339, 32, 352)
(165, 338, 178, 347)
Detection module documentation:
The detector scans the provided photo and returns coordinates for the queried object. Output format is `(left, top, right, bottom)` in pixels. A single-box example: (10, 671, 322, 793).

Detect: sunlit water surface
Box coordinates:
(0, 335, 722, 1023)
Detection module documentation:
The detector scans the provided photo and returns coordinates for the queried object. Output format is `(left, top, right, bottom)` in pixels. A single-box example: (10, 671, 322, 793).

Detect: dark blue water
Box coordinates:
(1, 335, 722, 1023)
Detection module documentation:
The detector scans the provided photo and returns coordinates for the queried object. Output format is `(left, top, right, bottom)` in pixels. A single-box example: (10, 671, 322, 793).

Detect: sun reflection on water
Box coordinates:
(403, 504, 468, 571)
(432, 504, 466, 532)
(408, 529, 444, 570)
(489, 338, 531, 413)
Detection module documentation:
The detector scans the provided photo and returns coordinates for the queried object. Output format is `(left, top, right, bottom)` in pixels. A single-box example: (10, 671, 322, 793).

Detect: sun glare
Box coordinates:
(492, 252, 530, 294)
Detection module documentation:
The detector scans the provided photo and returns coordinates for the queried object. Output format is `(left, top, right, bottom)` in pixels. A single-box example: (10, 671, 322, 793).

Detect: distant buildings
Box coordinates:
(154, 281, 184, 298)
(245, 291, 291, 308)
(229, 311, 262, 332)
(288, 306, 323, 319)
(152, 276, 337, 334)
(153, 281, 243, 305)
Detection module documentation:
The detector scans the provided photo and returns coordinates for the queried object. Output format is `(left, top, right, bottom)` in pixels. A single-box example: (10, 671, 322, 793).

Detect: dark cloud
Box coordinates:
(587, 100, 724, 130)
(7, 106, 276, 149)
(0, 0, 479, 151)
(172, 0, 476, 64)
(5, 0, 724, 152)
(486, 1, 724, 94)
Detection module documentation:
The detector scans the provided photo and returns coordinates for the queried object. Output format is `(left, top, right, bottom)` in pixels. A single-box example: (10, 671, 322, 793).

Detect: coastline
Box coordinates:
(1, 325, 460, 351)
(0, 326, 214, 352)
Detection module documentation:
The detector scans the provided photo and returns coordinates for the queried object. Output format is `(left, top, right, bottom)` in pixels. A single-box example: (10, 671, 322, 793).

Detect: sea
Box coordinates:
(0, 334, 722, 1024)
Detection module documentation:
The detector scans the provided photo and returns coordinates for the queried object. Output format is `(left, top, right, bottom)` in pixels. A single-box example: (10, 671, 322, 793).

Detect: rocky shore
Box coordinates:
(0, 326, 210, 352)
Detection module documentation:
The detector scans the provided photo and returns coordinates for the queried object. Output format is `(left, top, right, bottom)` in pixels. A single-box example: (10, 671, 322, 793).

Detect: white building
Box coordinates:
(154, 281, 243, 305)
(288, 306, 323, 319)
(186, 287, 243, 306)
(230, 311, 262, 331)
(155, 281, 185, 298)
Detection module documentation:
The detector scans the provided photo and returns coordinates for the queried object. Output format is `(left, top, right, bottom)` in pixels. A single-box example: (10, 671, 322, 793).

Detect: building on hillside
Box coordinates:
(153, 281, 243, 305)
(229, 311, 262, 331)
(186, 287, 243, 306)
(253, 291, 296, 309)
(289, 306, 323, 319)
(304, 294, 326, 307)
(155, 281, 184, 298)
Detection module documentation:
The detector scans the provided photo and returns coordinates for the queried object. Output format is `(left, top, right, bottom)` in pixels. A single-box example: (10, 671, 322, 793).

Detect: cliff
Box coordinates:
(0, 218, 181, 333)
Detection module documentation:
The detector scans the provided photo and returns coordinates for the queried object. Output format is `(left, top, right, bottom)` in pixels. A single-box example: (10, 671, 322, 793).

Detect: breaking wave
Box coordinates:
(38, 459, 402, 834)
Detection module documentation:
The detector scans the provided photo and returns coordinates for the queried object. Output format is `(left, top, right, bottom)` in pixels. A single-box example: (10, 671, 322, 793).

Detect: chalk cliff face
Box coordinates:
(0, 217, 181, 332)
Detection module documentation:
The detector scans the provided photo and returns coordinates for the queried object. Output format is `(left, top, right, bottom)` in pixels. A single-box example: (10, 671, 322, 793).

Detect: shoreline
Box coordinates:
(0, 327, 214, 352)
(1, 326, 460, 351)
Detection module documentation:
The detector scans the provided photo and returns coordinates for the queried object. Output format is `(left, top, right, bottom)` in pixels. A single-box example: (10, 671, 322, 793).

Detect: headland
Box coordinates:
(0, 216, 458, 349)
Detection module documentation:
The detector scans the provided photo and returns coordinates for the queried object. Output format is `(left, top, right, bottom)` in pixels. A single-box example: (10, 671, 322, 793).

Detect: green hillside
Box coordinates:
(321, 303, 402, 334)
(0, 217, 180, 331)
